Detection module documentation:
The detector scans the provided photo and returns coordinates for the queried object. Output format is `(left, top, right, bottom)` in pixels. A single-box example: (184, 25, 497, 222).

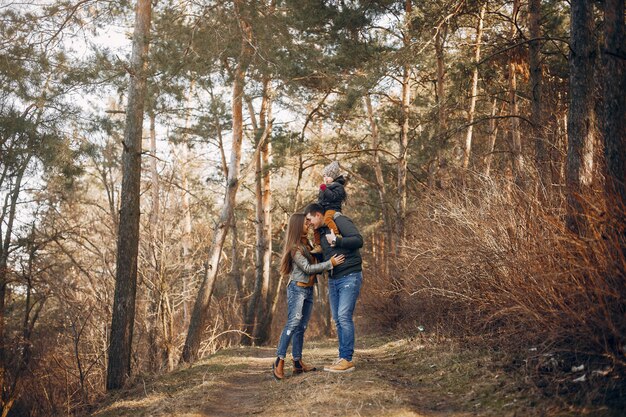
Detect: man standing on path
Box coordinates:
(304, 203, 363, 373)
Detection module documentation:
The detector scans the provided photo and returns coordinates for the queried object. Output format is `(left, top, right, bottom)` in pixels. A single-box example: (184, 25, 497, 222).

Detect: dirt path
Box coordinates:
(91, 336, 589, 417)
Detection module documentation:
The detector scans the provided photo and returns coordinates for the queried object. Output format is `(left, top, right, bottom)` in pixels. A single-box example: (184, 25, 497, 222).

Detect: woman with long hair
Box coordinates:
(272, 213, 345, 380)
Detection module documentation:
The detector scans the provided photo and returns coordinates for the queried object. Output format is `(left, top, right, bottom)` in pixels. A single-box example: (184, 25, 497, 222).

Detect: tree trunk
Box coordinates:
(146, 291, 160, 372)
(149, 113, 159, 225)
(484, 98, 500, 177)
(556, 112, 568, 192)
(508, 0, 523, 183)
(463, 3, 486, 170)
(106, 0, 152, 390)
(0, 156, 30, 414)
(547, 111, 560, 193)
(242, 117, 264, 345)
(180, 79, 195, 327)
(243, 78, 274, 345)
(397, 0, 412, 247)
(313, 278, 332, 337)
(602, 0, 626, 244)
(429, 20, 448, 187)
(529, 0, 548, 196)
(268, 271, 284, 332)
(254, 107, 274, 344)
(161, 290, 174, 371)
(147, 112, 161, 373)
(181, 12, 252, 362)
(365, 94, 392, 270)
(566, 0, 596, 234)
(435, 22, 448, 136)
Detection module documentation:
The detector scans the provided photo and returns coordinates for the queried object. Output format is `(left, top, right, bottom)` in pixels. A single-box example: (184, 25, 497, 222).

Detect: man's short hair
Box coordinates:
(304, 203, 324, 215)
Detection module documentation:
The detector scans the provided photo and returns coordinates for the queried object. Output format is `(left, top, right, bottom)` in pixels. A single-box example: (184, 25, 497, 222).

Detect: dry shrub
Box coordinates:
(367, 176, 625, 404)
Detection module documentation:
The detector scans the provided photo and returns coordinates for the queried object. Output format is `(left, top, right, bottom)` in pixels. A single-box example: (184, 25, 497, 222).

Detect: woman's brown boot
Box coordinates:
(272, 357, 285, 380)
(293, 359, 317, 374)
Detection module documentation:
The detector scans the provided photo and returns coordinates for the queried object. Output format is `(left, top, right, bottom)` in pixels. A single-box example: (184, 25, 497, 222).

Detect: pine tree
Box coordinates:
(106, 0, 152, 390)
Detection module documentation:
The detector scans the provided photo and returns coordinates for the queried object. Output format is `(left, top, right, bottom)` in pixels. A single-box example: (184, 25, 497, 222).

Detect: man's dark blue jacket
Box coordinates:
(319, 213, 363, 279)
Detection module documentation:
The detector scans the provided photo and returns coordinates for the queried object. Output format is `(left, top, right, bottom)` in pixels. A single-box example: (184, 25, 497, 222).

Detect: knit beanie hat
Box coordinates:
(322, 161, 341, 180)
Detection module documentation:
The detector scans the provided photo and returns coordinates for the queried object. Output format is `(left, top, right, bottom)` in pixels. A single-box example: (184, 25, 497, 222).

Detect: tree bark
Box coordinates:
(254, 100, 274, 344)
(435, 22, 448, 136)
(397, 0, 412, 247)
(508, 0, 524, 182)
(243, 78, 274, 345)
(484, 98, 500, 177)
(181, 10, 252, 362)
(602, 0, 626, 237)
(529, 0, 548, 196)
(365, 94, 392, 270)
(463, 3, 486, 170)
(566, 0, 596, 234)
(180, 79, 195, 327)
(106, 0, 152, 390)
(429, 19, 448, 187)
(147, 111, 161, 373)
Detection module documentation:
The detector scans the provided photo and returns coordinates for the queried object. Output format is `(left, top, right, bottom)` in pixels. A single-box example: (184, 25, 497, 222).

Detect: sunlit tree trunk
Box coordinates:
(147, 111, 161, 373)
(463, 3, 486, 170)
(180, 79, 195, 327)
(397, 0, 412, 246)
(508, 0, 523, 183)
(161, 289, 174, 371)
(566, 0, 596, 234)
(106, 0, 152, 390)
(484, 98, 500, 177)
(255, 104, 273, 343)
(365, 94, 392, 270)
(556, 112, 568, 191)
(181, 7, 252, 362)
(243, 78, 274, 345)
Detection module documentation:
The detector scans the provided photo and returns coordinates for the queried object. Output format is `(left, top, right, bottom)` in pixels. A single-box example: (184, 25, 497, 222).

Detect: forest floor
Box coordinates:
(90, 335, 620, 417)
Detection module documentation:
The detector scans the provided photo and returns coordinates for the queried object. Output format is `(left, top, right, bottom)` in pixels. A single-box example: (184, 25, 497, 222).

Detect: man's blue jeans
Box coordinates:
(328, 271, 362, 361)
(276, 281, 314, 360)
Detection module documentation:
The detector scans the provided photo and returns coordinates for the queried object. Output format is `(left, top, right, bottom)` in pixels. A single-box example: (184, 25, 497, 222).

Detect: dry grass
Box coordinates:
(361, 177, 625, 408)
(89, 335, 606, 417)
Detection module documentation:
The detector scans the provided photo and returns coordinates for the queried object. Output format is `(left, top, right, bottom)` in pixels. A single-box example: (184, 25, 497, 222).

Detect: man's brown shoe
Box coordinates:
(272, 357, 285, 380)
(293, 359, 317, 374)
(323, 358, 355, 373)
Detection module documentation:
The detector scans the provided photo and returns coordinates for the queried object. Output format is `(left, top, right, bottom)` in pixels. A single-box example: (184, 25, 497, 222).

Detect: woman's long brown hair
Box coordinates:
(279, 213, 309, 276)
